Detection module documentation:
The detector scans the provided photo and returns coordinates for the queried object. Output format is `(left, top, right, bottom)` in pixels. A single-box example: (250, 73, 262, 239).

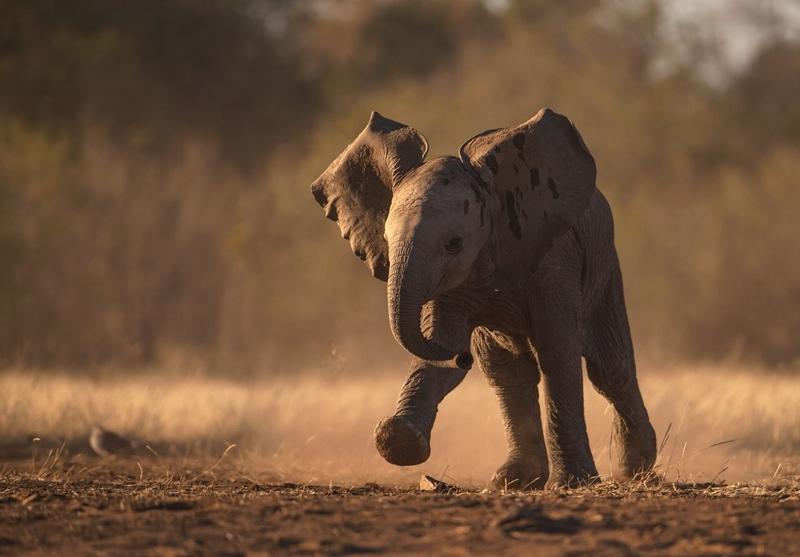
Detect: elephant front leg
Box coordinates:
(374, 357, 467, 466)
(473, 328, 549, 490)
(531, 261, 599, 488)
(538, 351, 599, 487)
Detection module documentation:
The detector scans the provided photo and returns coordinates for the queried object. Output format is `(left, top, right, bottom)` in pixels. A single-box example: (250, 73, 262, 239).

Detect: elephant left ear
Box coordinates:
(459, 108, 597, 274)
(311, 112, 428, 281)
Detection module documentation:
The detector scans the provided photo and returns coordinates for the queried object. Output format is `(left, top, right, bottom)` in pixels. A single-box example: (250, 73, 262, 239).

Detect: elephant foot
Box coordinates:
(545, 458, 600, 489)
(613, 418, 657, 480)
(374, 415, 430, 466)
(490, 456, 549, 491)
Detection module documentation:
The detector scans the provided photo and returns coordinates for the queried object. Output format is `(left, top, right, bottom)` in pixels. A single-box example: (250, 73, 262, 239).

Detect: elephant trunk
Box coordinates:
(387, 242, 472, 369)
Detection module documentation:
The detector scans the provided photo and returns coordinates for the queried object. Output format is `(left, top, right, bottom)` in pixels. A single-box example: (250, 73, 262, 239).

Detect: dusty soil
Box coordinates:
(1, 460, 798, 557)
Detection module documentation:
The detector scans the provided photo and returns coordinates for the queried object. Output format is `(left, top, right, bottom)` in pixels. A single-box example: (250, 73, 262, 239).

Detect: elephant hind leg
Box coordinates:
(472, 328, 549, 490)
(585, 268, 656, 480)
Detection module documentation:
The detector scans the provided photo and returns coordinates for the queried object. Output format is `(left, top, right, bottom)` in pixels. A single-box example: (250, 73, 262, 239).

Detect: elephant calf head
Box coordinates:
(311, 110, 596, 369)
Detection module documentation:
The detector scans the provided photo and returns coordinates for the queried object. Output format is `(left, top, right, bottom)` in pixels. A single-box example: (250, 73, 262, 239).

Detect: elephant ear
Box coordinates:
(459, 108, 596, 278)
(311, 112, 428, 281)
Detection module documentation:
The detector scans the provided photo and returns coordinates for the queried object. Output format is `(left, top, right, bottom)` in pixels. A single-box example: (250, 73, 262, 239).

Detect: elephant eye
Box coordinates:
(445, 236, 464, 254)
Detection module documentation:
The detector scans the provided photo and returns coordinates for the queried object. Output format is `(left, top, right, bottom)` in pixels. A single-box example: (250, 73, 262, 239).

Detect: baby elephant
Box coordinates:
(311, 108, 656, 489)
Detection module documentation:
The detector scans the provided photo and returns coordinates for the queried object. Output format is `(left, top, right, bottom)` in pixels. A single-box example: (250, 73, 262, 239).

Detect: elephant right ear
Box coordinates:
(311, 112, 428, 281)
(460, 108, 596, 277)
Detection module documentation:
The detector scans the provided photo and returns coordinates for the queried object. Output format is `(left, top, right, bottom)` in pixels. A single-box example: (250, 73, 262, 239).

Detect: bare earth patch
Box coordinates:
(1, 459, 799, 556)
(1, 368, 799, 555)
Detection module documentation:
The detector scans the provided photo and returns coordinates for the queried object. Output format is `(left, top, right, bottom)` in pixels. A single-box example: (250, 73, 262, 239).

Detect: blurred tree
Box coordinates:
(0, 0, 318, 166)
(356, 0, 456, 82)
(720, 40, 800, 165)
(0, 0, 798, 372)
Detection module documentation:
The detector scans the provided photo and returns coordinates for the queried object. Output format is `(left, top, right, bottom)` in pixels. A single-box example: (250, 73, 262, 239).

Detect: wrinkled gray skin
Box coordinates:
(312, 109, 656, 489)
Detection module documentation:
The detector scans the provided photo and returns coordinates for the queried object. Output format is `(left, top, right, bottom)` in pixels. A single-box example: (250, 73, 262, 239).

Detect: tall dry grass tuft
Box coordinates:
(1, 365, 798, 487)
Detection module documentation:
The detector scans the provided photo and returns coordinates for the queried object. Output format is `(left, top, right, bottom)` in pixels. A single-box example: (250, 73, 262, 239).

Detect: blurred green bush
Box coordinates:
(0, 0, 798, 372)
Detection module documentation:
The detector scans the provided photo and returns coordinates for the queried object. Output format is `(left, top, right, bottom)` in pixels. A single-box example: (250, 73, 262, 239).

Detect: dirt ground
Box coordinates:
(1, 459, 798, 557)
(2, 369, 799, 555)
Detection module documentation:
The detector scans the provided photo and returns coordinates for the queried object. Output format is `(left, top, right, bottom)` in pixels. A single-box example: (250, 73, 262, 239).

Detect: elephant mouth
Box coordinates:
(418, 298, 473, 370)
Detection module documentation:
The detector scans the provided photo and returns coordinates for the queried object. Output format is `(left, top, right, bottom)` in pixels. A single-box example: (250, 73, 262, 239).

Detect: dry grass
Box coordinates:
(1, 365, 798, 488)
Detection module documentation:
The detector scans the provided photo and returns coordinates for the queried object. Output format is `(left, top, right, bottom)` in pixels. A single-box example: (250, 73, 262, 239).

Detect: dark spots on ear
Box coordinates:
(463, 199, 470, 215)
(513, 163, 519, 174)
(354, 248, 367, 261)
(547, 177, 560, 199)
(485, 154, 499, 175)
(529, 167, 540, 189)
(512, 132, 525, 151)
(443, 179, 450, 185)
(505, 192, 522, 240)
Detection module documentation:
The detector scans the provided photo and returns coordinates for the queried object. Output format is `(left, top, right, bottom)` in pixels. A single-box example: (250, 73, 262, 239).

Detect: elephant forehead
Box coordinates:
(387, 158, 482, 228)
(391, 179, 472, 217)
(405, 157, 470, 187)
